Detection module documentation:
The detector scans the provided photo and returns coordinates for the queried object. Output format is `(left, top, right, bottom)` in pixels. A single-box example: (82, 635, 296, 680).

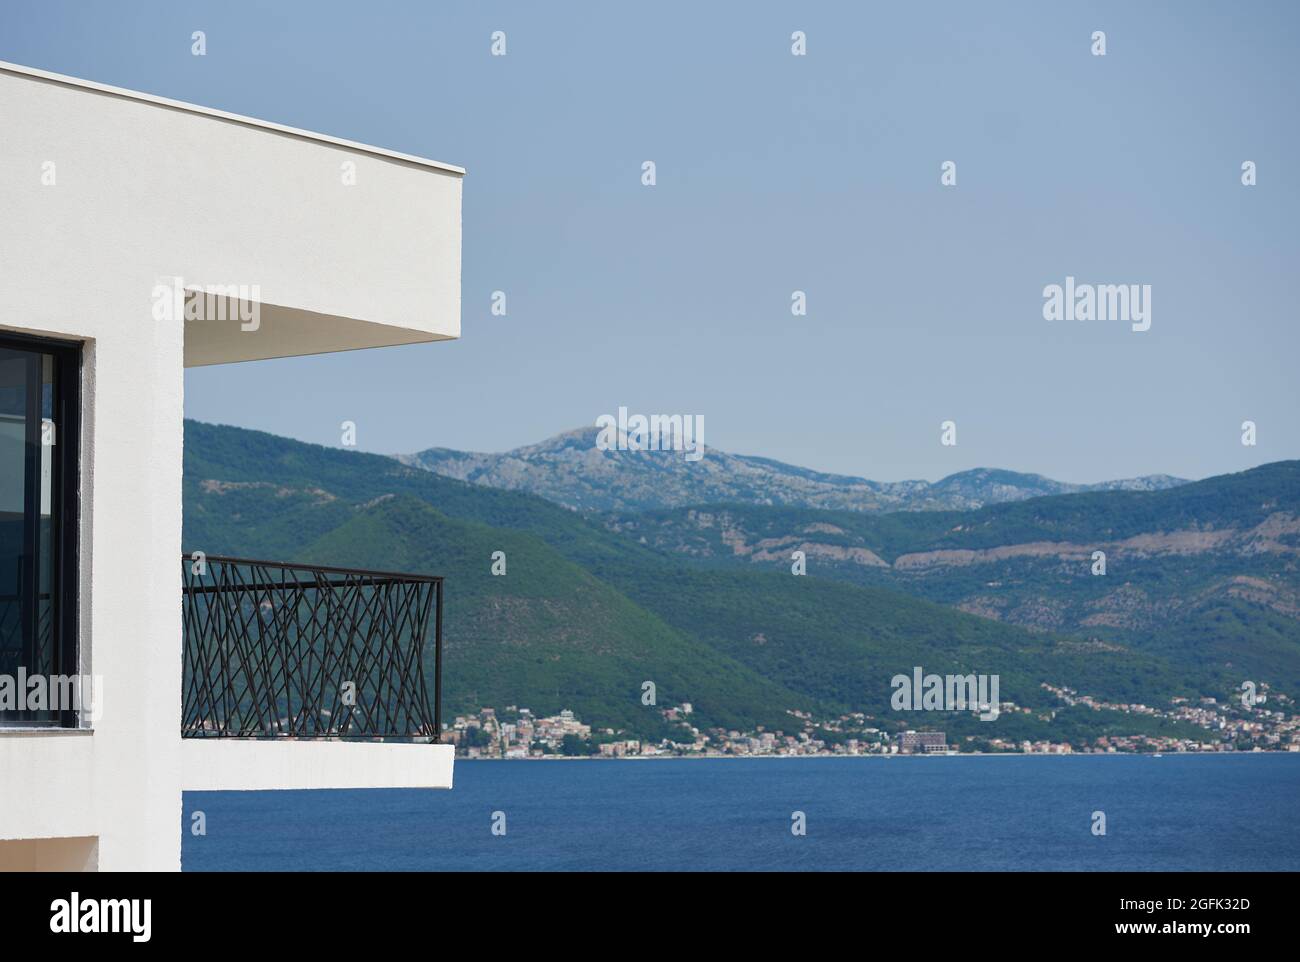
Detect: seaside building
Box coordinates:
(0, 61, 462, 870)
(899, 731, 948, 754)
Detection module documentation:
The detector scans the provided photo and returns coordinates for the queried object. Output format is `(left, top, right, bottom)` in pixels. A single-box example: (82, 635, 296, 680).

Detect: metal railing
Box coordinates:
(0, 589, 61, 726)
(181, 554, 442, 741)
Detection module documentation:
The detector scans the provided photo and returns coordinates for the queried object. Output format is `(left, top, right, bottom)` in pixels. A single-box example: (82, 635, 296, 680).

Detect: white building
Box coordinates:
(0, 61, 462, 871)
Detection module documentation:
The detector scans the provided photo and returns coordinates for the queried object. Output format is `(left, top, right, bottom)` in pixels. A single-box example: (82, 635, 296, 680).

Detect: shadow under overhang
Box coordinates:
(182, 294, 455, 368)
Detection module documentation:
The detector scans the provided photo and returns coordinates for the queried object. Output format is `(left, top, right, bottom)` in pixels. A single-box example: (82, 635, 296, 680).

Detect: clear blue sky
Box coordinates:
(3, 1, 1297, 483)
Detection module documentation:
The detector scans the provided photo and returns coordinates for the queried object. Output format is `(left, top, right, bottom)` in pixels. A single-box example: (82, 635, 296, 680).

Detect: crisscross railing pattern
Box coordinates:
(0, 590, 57, 723)
(182, 555, 442, 740)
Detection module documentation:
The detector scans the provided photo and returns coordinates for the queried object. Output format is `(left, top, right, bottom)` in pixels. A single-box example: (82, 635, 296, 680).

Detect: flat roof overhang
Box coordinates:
(0, 61, 463, 367)
(180, 297, 458, 367)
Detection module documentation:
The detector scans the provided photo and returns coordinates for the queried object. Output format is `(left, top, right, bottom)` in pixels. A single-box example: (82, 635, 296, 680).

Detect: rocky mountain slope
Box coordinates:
(601, 461, 1300, 691)
(401, 427, 1186, 514)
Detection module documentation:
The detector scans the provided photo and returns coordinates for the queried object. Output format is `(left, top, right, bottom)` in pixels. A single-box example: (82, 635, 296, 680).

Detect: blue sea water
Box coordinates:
(182, 754, 1300, 871)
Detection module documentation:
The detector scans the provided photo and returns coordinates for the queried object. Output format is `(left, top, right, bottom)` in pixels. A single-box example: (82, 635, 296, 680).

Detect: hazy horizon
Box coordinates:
(187, 413, 1253, 487)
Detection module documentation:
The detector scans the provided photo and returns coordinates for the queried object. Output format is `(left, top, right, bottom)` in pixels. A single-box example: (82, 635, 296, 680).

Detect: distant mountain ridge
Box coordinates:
(400, 426, 1188, 514)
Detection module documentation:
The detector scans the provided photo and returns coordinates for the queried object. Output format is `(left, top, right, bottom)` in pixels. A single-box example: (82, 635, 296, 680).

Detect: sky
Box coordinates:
(2, 0, 1297, 483)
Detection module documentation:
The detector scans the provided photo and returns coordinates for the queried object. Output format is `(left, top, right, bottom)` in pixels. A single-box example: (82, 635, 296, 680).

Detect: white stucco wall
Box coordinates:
(0, 293, 184, 872)
(0, 62, 461, 870)
(0, 61, 463, 368)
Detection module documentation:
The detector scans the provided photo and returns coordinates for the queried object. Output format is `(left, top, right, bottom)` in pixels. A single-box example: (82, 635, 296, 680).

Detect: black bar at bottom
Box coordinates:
(0, 871, 1286, 948)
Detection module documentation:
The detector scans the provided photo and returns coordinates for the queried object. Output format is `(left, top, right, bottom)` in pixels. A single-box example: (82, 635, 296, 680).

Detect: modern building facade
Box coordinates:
(0, 61, 461, 870)
(898, 731, 947, 754)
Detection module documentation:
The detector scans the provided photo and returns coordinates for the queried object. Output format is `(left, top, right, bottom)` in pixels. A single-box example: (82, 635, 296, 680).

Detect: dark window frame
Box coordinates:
(0, 330, 81, 728)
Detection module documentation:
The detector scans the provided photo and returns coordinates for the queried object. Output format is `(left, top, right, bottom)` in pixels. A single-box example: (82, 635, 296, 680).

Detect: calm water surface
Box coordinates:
(183, 754, 1300, 871)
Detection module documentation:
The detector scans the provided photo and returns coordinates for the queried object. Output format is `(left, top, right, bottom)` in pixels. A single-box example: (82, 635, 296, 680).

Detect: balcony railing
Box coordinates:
(181, 554, 442, 741)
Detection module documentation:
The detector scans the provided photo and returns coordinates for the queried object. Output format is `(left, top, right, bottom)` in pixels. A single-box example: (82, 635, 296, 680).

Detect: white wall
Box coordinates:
(0, 62, 461, 870)
(0, 61, 462, 369)
(182, 742, 455, 792)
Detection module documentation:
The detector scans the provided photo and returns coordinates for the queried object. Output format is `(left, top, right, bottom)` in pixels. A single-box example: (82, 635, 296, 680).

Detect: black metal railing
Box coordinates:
(181, 554, 442, 741)
(0, 591, 52, 677)
(0, 590, 61, 725)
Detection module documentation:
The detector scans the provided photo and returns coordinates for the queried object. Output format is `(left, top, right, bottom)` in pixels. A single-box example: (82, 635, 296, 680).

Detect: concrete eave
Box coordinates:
(2, 59, 465, 366)
(0, 59, 464, 176)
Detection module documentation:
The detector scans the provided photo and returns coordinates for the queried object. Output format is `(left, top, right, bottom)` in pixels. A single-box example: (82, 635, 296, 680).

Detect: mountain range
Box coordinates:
(184, 420, 1298, 747)
(400, 426, 1188, 514)
(601, 462, 1300, 693)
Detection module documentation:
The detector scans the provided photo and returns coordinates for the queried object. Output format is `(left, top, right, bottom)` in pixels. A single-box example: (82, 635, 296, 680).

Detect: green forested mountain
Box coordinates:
(184, 424, 801, 738)
(602, 461, 1300, 695)
(183, 421, 1288, 743)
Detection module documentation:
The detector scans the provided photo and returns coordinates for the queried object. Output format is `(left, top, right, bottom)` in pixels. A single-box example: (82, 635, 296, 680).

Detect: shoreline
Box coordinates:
(456, 749, 1293, 762)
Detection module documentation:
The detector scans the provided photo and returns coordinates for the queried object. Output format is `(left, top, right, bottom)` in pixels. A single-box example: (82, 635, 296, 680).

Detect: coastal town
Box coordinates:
(447, 684, 1300, 759)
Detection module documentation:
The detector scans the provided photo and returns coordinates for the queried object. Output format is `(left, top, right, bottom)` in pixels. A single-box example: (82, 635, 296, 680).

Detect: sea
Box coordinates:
(182, 753, 1300, 871)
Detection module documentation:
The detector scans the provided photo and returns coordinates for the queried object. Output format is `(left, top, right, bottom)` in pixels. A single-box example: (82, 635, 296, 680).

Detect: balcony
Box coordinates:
(182, 554, 442, 739)
(179, 555, 452, 792)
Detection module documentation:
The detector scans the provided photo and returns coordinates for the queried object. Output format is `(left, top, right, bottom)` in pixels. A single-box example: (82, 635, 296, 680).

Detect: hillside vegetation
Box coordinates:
(184, 421, 1287, 742)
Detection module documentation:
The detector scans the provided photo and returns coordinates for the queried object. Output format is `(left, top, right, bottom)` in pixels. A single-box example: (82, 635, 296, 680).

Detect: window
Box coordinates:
(0, 332, 80, 727)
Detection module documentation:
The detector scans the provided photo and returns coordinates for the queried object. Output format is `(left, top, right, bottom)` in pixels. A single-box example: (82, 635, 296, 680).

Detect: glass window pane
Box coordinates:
(0, 342, 68, 724)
